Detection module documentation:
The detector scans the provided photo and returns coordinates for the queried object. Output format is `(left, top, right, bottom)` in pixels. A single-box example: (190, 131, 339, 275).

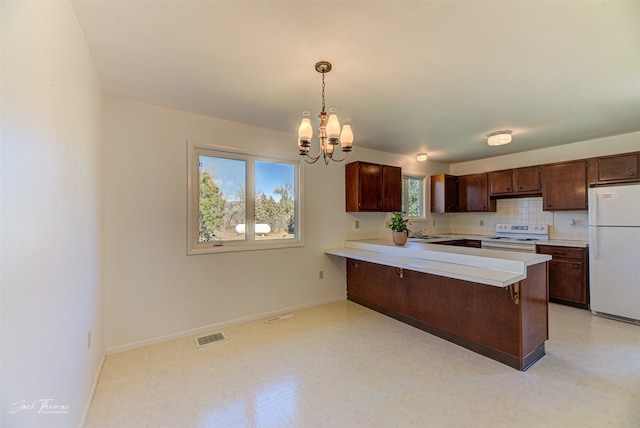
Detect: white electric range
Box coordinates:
(481, 224, 549, 253)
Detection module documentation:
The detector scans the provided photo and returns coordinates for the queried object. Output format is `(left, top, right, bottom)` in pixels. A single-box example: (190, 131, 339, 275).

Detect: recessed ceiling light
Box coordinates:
(416, 153, 428, 162)
(487, 130, 512, 146)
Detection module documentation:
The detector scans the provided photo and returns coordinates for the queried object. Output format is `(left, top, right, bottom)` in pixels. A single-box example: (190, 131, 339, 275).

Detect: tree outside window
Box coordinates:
(188, 144, 303, 254)
(402, 176, 425, 218)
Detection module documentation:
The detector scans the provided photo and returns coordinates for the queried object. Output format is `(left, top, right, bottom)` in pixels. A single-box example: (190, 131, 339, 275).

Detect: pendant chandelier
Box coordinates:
(297, 61, 354, 164)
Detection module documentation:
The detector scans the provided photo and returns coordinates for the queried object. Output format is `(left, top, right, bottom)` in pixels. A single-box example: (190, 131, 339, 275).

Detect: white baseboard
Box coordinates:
(79, 350, 106, 428)
(105, 296, 345, 355)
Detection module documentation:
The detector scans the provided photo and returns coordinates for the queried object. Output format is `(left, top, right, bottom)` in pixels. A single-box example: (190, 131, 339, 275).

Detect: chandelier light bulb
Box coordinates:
(298, 113, 313, 145)
(340, 120, 354, 151)
(326, 110, 341, 142)
(325, 139, 335, 155)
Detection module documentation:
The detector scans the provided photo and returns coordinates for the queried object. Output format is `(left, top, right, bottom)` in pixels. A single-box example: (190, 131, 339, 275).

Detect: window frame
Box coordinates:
(402, 174, 426, 219)
(187, 141, 305, 255)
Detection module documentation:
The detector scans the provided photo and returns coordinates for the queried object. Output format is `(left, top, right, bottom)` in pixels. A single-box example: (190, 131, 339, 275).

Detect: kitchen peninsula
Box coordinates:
(326, 240, 551, 370)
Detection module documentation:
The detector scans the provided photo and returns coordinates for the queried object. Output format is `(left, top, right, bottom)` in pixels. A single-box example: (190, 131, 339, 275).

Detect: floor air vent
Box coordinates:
(195, 332, 227, 348)
(264, 313, 296, 324)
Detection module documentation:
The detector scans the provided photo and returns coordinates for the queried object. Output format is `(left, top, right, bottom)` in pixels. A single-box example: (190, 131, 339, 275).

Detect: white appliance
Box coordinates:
(481, 224, 549, 253)
(589, 184, 640, 324)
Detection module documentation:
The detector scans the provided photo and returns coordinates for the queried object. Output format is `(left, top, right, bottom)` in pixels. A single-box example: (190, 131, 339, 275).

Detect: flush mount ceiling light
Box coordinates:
(297, 61, 353, 164)
(487, 130, 513, 146)
(416, 153, 428, 162)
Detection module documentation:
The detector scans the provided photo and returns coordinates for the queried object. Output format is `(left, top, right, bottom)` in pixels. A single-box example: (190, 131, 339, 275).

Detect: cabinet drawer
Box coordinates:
(537, 245, 585, 260)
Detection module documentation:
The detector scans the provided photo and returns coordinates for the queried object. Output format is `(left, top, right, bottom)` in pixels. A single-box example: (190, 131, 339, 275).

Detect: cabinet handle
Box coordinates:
(573, 264, 580, 269)
(630, 172, 636, 176)
(507, 187, 511, 191)
(552, 251, 568, 255)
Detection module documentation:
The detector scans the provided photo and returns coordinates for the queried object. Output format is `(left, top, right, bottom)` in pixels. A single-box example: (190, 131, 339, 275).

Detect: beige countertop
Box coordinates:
(325, 239, 551, 288)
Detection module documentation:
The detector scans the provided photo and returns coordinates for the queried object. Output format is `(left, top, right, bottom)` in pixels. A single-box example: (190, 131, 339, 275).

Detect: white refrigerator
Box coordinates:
(588, 183, 640, 323)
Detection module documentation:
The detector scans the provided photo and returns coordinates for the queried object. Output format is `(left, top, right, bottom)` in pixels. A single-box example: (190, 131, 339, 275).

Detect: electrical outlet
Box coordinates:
(354, 220, 360, 229)
(432, 220, 436, 227)
(318, 270, 324, 280)
(385, 221, 391, 228)
(87, 330, 92, 350)
(480, 220, 484, 226)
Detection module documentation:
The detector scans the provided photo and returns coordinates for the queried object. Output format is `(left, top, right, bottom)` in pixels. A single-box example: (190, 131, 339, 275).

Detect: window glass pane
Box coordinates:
(403, 176, 423, 217)
(198, 155, 246, 242)
(255, 161, 295, 240)
(189, 142, 303, 254)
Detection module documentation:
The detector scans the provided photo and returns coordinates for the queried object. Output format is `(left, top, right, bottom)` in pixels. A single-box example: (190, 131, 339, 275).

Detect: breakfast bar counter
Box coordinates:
(326, 240, 551, 370)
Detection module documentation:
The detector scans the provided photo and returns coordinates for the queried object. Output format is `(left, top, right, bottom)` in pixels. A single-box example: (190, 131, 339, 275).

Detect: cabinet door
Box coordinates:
(514, 166, 541, 193)
(488, 170, 513, 195)
(596, 153, 639, 183)
(444, 175, 459, 212)
(430, 174, 458, 213)
(358, 163, 383, 210)
(459, 173, 495, 212)
(382, 165, 402, 211)
(542, 161, 588, 210)
(548, 260, 586, 304)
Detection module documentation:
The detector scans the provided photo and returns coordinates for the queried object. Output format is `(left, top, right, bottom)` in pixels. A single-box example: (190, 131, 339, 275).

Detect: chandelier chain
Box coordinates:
(321, 72, 326, 113)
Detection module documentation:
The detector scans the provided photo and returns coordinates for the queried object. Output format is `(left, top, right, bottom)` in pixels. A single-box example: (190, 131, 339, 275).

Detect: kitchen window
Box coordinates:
(402, 175, 425, 218)
(187, 143, 304, 254)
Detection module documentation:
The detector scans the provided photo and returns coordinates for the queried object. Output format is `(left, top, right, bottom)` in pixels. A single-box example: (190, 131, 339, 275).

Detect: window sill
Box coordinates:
(188, 240, 305, 255)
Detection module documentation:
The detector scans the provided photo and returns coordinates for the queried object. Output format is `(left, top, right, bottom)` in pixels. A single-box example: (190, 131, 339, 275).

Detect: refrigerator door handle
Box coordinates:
(593, 227, 599, 260)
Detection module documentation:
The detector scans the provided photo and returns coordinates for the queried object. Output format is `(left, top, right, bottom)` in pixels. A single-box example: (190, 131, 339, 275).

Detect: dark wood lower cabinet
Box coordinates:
(537, 245, 589, 309)
(346, 259, 549, 371)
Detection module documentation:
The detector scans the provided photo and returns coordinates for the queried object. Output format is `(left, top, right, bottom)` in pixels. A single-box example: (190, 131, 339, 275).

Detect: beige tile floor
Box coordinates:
(86, 301, 640, 428)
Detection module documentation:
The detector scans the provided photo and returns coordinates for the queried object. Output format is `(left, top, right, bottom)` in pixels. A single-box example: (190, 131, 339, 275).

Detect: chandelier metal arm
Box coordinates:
(325, 150, 349, 163)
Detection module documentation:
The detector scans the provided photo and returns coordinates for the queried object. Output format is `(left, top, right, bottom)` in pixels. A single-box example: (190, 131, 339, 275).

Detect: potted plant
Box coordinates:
(390, 212, 410, 246)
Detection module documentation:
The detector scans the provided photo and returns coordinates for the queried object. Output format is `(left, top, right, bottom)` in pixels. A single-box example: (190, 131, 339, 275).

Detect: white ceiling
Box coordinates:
(72, 0, 640, 163)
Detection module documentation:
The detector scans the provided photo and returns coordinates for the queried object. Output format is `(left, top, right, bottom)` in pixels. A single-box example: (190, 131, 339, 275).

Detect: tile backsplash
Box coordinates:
(494, 198, 553, 225)
(349, 197, 589, 242)
(413, 197, 588, 241)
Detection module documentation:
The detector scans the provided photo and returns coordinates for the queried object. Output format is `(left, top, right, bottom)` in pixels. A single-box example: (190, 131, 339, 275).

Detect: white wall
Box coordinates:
(1, 1, 105, 427)
(103, 96, 448, 351)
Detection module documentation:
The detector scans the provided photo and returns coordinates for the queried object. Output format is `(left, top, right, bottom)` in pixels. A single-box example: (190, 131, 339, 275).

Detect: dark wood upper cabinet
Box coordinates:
(593, 152, 639, 184)
(489, 166, 541, 196)
(542, 160, 588, 211)
(430, 174, 459, 213)
(458, 173, 496, 212)
(346, 161, 402, 212)
(488, 170, 513, 195)
(429, 151, 638, 214)
(514, 166, 542, 193)
(382, 165, 403, 211)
